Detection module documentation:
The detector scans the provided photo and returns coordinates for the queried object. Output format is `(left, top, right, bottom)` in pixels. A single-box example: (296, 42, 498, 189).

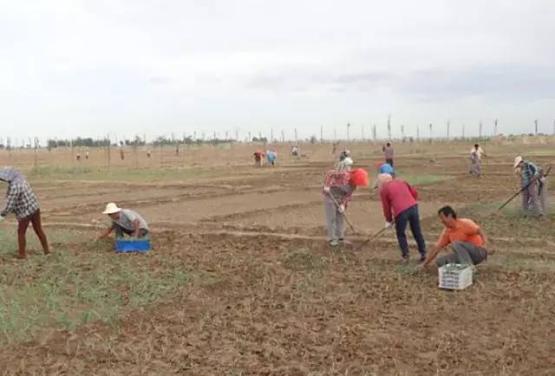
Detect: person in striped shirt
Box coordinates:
(514, 156, 543, 216)
(0, 167, 50, 259)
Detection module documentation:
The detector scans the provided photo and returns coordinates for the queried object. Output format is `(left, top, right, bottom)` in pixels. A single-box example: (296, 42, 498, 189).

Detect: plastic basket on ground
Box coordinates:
(438, 264, 473, 290)
(115, 237, 151, 253)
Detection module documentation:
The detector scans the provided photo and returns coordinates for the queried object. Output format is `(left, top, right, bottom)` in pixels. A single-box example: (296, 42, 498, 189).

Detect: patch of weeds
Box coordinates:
(0, 229, 190, 345)
(397, 172, 452, 186)
(281, 248, 325, 272)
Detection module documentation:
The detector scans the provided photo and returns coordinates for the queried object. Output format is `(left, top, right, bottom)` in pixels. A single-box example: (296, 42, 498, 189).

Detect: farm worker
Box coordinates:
(339, 149, 351, 162)
(0, 167, 50, 259)
(382, 142, 394, 167)
(469, 144, 486, 177)
(266, 149, 277, 166)
(322, 159, 366, 247)
(253, 150, 264, 167)
(98, 203, 149, 239)
(513, 156, 542, 216)
(379, 173, 426, 263)
(85, 151, 89, 160)
(420, 206, 488, 268)
(291, 145, 299, 157)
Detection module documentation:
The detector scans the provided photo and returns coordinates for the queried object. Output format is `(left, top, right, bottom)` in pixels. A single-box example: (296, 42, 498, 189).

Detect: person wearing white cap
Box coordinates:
(98, 203, 150, 240)
(513, 156, 542, 216)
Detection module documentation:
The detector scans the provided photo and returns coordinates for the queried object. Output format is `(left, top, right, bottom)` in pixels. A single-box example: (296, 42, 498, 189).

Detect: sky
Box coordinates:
(1, 0, 554, 143)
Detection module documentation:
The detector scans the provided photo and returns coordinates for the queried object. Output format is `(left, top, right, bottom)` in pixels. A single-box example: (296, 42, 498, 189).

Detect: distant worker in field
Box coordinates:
(331, 142, 339, 155)
(339, 149, 351, 162)
(0, 167, 50, 259)
(420, 206, 488, 269)
(382, 142, 394, 166)
(98, 203, 149, 240)
(253, 150, 264, 167)
(323, 159, 367, 247)
(513, 156, 542, 216)
(76, 152, 81, 162)
(85, 151, 89, 160)
(469, 144, 486, 177)
(291, 145, 299, 157)
(146, 150, 152, 158)
(119, 148, 125, 161)
(266, 149, 277, 166)
(378, 173, 426, 263)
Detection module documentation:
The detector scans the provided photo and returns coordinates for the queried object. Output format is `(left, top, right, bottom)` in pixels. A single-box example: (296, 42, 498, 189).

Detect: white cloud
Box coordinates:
(0, 0, 554, 141)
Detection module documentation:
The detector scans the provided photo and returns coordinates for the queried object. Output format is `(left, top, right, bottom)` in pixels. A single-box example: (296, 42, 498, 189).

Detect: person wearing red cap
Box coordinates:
(323, 162, 368, 247)
(379, 174, 426, 263)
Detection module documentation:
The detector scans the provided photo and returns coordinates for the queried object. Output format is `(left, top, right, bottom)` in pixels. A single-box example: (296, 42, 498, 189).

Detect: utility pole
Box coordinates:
(346, 123, 351, 142)
(372, 124, 377, 142)
(479, 121, 483, 139)
(494, 119, 498, 136)
(270, 129, 274, 142)
(387, 115, 392, 140)
(334, 128, 337, 141)
(294, 128, 298, 143)
(281, 130, 285, 143)
(534, 119, 538, 135)
(416, 125, 420, 140)
(446, 121, 450, 140)
(462, 124, 465, 139)
(361, 124, 365, 141)
(429, 123, 433, 142)
(320, 125, 323, 143)
(401, 124, 405, 140)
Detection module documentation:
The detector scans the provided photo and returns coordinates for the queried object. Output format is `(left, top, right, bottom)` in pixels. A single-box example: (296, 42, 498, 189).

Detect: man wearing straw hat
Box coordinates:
(98, 203, 150, 240)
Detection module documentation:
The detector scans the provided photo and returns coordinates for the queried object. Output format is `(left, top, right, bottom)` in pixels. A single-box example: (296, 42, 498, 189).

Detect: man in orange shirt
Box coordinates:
(421, 206, 488, 268)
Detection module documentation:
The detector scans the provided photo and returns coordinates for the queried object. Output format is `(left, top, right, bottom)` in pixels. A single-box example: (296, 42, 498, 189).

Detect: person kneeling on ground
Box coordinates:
(0, 167, 50, 259)
(378, 173, 426, 263)
(323, 160, 368, 247)
(420, 206, 489, 269)
(98, 203, 149, 239)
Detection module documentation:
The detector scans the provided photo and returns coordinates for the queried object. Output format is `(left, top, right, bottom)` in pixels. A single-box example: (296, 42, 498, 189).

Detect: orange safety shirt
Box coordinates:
(436, 218, 484, 248)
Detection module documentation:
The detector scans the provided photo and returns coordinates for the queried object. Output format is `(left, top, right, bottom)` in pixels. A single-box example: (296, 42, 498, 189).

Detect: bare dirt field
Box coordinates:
(0, 139, 554, 375)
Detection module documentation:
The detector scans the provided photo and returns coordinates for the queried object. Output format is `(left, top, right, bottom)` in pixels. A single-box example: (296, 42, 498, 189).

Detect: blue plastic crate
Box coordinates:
(115, 238, 151, 253)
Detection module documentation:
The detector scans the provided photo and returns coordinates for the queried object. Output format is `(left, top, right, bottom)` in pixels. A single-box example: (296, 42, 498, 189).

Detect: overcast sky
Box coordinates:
(1, 0, 554, 142)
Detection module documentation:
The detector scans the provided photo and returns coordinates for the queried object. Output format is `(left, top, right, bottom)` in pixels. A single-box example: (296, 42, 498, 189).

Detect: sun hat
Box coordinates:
(379, 163, 394, 175)
(102, 202, 122, 215)
(350, 168, 369, 187)
(513, 156, 523, 168)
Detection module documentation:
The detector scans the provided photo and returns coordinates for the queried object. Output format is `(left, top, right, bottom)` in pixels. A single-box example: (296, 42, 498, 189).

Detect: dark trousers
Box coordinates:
(394, 205, 426, 258)
(436, 241, 487, 267)
(385, 158, 394, 167)
(113, 223, 149, 238)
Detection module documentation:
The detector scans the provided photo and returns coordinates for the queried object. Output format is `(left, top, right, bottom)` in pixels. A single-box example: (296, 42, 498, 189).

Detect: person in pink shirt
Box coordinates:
(379, 174, 427, 263)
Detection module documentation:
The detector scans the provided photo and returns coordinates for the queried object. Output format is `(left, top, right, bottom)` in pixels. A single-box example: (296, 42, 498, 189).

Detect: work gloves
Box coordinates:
(338, 204, 345, 214)
(384, 221, 393, 229)
(323, 186, 331, 193)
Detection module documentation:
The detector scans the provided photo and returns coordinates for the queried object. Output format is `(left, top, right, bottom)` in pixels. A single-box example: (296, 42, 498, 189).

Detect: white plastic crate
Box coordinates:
(438, 264, 473, 290)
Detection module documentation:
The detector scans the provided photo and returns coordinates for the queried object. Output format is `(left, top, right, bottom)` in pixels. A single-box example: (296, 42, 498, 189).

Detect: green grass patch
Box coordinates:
(28, 165, 224, 182)
(0, 229, 189, 345)
(401, 173, 452, 186)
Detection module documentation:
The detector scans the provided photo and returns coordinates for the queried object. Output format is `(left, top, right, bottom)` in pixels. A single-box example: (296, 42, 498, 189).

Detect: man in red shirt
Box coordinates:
(421, 206, 488, 268)
(379, 174, 426, 263)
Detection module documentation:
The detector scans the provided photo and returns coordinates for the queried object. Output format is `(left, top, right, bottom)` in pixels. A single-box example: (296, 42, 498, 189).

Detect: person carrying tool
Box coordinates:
(513, 156, 543, 216)
(0, 167, 50, 259)
(322, 159, 367, 247)
(379, 173, 426, 263)
(98, 203, 149, 240)
(382, 142, 394, 166)
(420, 206, 488, 269)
